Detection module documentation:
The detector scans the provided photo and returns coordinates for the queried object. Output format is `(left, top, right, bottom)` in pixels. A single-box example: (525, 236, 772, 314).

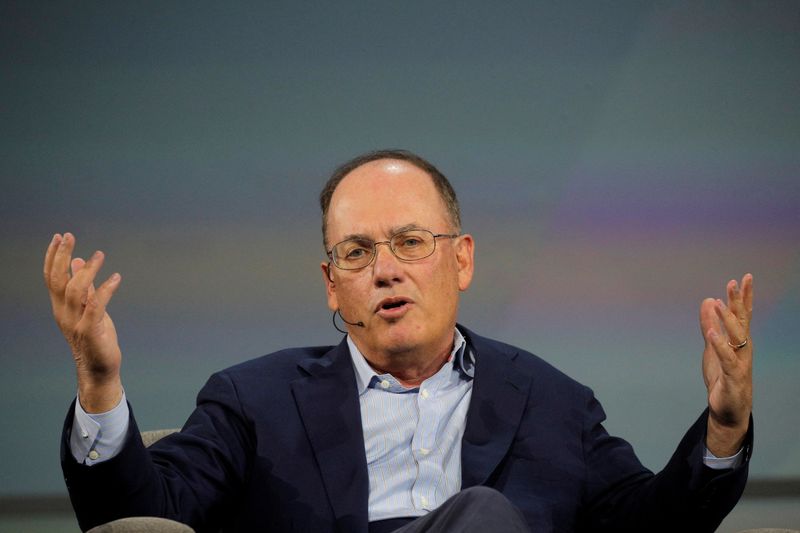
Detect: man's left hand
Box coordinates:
(700, 273, 754, 457)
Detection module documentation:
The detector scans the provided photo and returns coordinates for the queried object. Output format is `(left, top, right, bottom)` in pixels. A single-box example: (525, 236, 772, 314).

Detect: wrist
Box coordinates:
(77, 372, 123, 414)
(706, 415, 748, 457)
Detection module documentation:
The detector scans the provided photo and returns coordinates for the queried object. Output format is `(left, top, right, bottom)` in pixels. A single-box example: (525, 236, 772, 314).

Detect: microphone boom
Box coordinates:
(333, 309, 364, 333)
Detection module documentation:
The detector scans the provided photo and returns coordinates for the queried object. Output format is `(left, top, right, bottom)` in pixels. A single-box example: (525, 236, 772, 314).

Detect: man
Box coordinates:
(46, 150, 754, 532)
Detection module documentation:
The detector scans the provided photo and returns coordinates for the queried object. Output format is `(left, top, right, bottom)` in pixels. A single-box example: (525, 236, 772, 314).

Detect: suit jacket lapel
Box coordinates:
(291, 339, 369, 533)
(460, 328, 532, 488)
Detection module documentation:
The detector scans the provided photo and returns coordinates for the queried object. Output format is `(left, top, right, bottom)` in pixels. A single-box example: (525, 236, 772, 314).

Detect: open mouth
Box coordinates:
(376, 297, 411, 313)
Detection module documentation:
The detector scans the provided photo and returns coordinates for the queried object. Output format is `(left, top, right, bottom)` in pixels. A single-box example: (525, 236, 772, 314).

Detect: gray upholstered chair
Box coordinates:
(86, 516, 193, 532)
(140, 428, 181, 448)
(737, 530, 800, 533)
(86, 429, 192, 533)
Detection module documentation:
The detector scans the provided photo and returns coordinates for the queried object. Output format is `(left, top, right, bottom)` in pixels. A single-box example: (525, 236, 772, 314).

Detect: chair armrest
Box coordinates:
(86, 516, 194, 532)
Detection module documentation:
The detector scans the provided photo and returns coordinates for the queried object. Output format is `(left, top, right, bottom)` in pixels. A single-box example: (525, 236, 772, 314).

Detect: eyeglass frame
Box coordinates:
(325, 229, 460, 275)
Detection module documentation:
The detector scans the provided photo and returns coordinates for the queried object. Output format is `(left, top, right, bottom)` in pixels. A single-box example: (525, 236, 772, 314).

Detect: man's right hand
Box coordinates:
(44, 233, 124, 413)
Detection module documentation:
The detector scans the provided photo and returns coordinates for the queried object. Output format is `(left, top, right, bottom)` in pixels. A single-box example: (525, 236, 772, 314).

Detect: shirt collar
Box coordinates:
(348, 327, 471, 396)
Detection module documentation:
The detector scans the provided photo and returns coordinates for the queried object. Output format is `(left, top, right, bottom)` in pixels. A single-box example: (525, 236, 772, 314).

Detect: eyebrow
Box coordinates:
(340, 223, 424, 243)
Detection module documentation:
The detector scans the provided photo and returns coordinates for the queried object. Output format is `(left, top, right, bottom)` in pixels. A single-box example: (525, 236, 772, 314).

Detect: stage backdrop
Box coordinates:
(1, 1, 798, 496)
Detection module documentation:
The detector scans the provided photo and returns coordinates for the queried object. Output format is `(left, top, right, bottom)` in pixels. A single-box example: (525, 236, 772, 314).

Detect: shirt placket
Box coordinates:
(409, 367, 448, 511)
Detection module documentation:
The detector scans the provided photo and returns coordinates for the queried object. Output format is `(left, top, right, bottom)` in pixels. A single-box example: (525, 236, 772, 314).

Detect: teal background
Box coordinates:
(1, 1, 798, 502)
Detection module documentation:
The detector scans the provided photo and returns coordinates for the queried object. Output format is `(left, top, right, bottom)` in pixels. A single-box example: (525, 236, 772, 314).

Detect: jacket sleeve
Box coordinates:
(61, 371, 254, 533)
(580, 388, 752, 532)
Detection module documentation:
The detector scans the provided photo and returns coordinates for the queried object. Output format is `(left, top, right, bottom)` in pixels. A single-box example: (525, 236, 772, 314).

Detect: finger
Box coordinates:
(64, 251, 105, 312)
(49, 232, 76, 296)
(79, 272, 122, 327)
(699, 298, 721, 344)
(726, 278, 743, 316)
(726, 276, 752, 328)
(706, 328, 737, 370)
(741, 273, 754, 335)
(43, 233, 62, 287)
(71, 257, 86, 275)
(84, 281, 97, 308)
(70, 258, 89, 306)
(714, 299, 747, 347)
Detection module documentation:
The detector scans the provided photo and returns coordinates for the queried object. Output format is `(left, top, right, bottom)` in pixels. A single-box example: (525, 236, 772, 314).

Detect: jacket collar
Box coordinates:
(458, 326, 532, 488)
(292, 338, 369, 533)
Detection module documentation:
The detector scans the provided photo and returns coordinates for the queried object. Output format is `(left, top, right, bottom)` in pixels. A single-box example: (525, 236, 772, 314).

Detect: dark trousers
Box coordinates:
(368, 486, 531, 533)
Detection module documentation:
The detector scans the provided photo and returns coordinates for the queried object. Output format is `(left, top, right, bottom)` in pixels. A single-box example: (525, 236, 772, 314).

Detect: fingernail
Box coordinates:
(51, 234, 59, 245)
(716, 299, 725, 310)
(111, 273, 121, 282)
(92, 251, 102, 260)
(709, 329, 719, 340)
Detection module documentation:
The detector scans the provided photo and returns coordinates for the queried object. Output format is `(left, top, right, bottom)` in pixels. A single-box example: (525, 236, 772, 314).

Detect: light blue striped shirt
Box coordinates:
(347, 328, 474, 522)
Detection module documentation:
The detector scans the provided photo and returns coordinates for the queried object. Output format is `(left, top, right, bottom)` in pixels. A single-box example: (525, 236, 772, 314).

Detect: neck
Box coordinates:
(355, 333, 456, 388)
(369, 348, 451, 388)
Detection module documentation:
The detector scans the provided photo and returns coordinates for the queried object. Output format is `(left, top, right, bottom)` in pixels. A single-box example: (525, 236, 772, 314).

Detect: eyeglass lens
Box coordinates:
(332, 230, 436, 269)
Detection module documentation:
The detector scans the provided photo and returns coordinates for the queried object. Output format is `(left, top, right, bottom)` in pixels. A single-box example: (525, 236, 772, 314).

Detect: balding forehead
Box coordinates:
(341, 158, 425, 179)
(326, 162, 452, 241)
(320, 151, 461, 246)
(335, 158, 433, 189)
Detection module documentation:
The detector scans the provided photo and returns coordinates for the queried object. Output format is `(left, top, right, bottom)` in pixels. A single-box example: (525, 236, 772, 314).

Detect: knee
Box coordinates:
(461, 485, 502, 498)
(459, 486, 513, 509)
(456, 487, 529, 532)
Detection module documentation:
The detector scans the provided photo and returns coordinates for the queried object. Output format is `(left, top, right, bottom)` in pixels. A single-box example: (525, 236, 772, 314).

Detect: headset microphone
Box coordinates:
(333, 309, 365, 333)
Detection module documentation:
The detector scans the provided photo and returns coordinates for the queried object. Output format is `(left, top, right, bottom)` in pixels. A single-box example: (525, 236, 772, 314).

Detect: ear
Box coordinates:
(321, 262, 338, 311)
(455, 234, 475, 291)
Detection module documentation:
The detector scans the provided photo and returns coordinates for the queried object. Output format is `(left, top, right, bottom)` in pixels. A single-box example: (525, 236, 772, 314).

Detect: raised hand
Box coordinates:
(44, 233, 124, 412)
(700, 273, 753, 457)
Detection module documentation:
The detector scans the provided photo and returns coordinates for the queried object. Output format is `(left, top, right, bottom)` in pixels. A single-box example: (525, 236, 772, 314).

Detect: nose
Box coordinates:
(372, 241, 403, 286)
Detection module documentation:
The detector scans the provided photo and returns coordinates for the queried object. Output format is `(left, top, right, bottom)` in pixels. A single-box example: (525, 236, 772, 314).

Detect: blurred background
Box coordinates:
(1, 1, 798, 531)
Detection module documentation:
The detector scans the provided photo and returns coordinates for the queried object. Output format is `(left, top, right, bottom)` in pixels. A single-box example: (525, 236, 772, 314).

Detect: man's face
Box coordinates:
(321, 159, 474, 360)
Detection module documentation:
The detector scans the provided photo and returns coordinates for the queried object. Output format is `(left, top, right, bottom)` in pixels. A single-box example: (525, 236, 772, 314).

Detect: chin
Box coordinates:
(379, 338, 419, 356)
(371, 326, 420, 354)
(385, 326, 444, 356)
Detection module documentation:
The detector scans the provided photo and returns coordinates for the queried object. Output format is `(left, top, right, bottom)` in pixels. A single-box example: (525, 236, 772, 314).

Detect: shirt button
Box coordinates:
(81, 430, 89, 439)
(88, 450, 100, 460)
(421, 389, 430, 399)
(380, 380, 390, 389)
(420, 448, 430, 456)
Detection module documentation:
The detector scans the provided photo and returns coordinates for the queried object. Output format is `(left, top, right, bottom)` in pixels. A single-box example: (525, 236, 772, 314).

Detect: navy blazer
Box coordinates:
(61, 326, 751, 532)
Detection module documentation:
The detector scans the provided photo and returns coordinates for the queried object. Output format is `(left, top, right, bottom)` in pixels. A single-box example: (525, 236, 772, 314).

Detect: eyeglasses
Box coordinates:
(327, 229, 459, 270)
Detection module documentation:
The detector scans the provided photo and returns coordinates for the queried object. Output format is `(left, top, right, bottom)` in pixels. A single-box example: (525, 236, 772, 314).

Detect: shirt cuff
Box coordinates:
(703, 445, 744, 470)
(69, 391, 130, 465)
